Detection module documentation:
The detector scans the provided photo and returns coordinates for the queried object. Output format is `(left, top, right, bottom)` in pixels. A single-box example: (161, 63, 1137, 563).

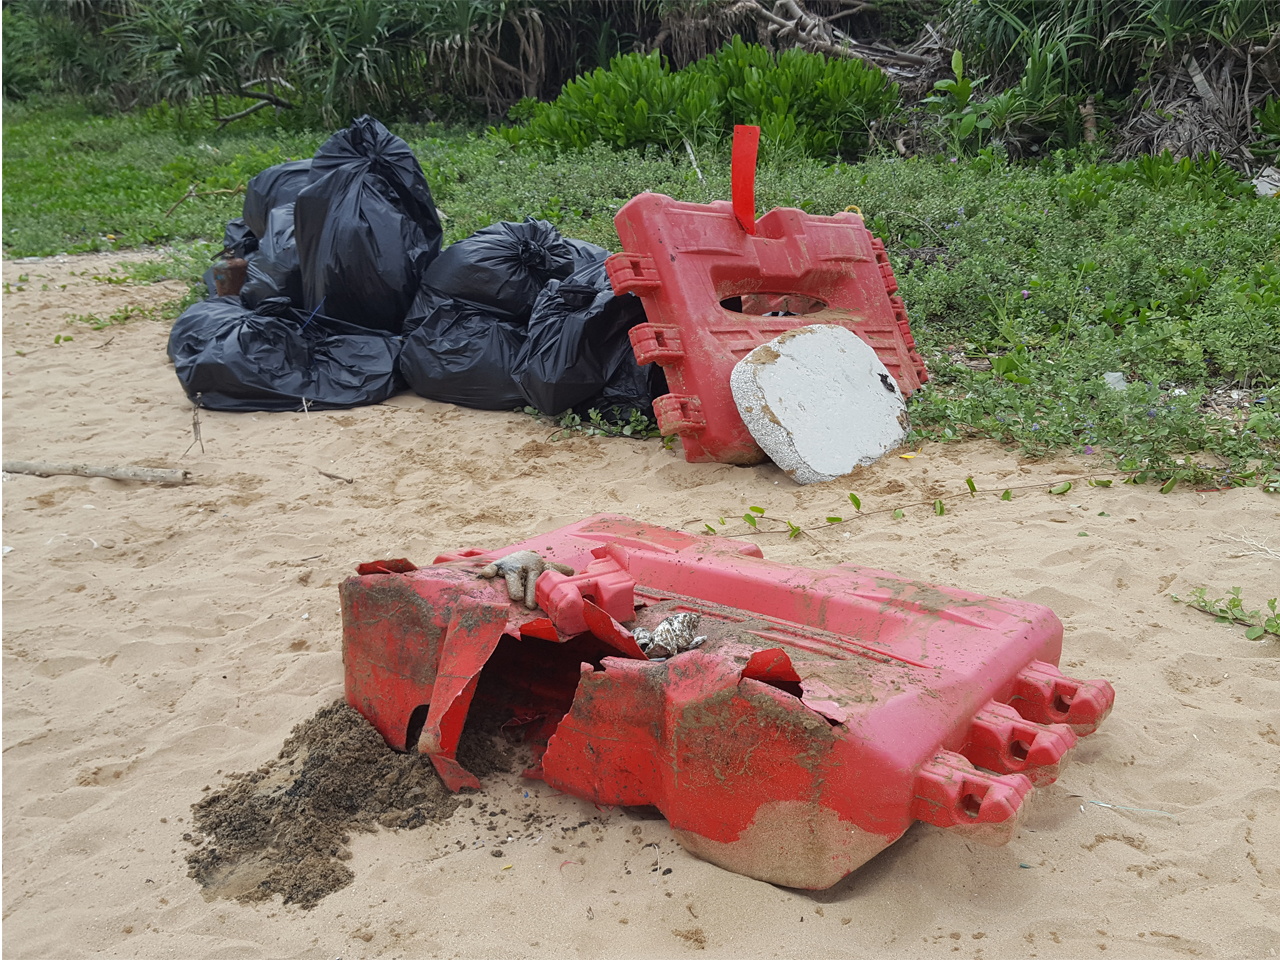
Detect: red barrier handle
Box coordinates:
(731, 125, 760, 235)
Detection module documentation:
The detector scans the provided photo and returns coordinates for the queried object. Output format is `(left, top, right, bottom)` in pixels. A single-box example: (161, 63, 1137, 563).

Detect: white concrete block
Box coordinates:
(730, 324, 908, 485)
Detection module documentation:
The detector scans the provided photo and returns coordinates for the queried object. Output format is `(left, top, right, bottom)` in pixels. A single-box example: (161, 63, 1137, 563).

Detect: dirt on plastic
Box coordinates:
(184, 699, 515, 909)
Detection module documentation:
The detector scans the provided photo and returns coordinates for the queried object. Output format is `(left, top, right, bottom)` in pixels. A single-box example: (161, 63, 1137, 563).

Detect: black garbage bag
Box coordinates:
(167, 295, 402, 412)
(222, 217, 259, 258)
(167, 295, 249, 361)
(398, 299, 526, 410)
(400, 280, 450, 336)
(420, 219, 578, 322)
(240, 202, 301, 308)
(513, 259, 661, 419)
(296, 116, 444, 333)
(243, 159, 312, 238)
(564, 237, 611, 268)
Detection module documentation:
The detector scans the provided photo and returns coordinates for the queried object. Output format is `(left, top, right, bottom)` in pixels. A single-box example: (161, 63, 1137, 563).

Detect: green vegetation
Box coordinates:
(0, 0, 636, 125)
(496, 38, 900, 160)
(948, 0, 1277, 96)
(1, 99, 321, 255)
(1173, 586, 1280, 641)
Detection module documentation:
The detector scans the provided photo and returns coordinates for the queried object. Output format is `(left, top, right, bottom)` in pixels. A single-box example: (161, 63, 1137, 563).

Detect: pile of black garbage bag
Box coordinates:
(172, 115, 663, 418)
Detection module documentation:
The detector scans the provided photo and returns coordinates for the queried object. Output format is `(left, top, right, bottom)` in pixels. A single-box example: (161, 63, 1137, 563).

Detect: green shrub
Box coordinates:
(494, 38, 900, 162)
(1189, 264, 1280, 387)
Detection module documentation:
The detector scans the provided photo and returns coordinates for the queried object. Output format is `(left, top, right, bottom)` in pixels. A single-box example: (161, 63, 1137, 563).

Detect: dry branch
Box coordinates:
(734, 0, 932, 77)
(216, 100, 271, 128)
(165, 183, 245, 217)
(3, 461, 192, 484)
(236, 88, 294, 110)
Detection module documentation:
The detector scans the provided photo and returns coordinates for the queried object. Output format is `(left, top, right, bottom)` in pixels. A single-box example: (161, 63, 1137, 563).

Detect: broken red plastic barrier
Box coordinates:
(608, 147, 927, 465)
(341, 515, 1114, 889)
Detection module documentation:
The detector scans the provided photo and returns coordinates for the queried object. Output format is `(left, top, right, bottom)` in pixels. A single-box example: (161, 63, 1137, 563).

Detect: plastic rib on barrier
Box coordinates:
(340, 514, 1115, 890)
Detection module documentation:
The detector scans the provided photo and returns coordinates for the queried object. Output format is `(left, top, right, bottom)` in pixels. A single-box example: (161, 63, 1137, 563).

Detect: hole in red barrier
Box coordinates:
(357, 557, 419, 576)
(1009, 739, 1030, 762)
(961, 793, 983, 818)
(762, 678, 805, 698)
(1052, 691, 1074, 715)
(404, 704, 430, 752)
(622, 804, 667, 822)
(466, 632, 622, 761)
(719, 293, 827, 316)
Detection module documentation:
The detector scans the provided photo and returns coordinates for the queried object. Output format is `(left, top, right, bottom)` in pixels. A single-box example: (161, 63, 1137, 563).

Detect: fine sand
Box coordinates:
(3, 253, 1278, 959)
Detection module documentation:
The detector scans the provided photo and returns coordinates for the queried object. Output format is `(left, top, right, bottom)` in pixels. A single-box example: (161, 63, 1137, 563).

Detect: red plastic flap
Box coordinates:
(741, 647, 800, 684)
(731, 125, 760, 235)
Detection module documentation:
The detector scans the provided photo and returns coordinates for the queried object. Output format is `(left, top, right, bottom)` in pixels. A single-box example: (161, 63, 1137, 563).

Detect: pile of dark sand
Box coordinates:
(185, 699, 514, 909)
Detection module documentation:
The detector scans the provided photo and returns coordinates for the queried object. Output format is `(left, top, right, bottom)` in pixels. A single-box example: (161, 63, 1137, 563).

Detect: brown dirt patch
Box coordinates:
(673, 926, 708, 949)
(185, 700, 476, 909)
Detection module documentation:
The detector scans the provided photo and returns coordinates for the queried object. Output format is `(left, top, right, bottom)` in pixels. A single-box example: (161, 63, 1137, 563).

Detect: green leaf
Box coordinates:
(933, 499, 946, 515)
(959, 112, 978, 139)
(718, 517, 726, 525)
(965, 477, 976, 497)
(848, 492, 861, 510)
(826, 516, 843, 523)
(1088, 478, 1112, 487)
(704, 523, 716, 535)
(742, 513, 757, 528)
(951, 48, 963, 79)
(1078, 531, 1089, 537)
(749, 505, 765, 515)
(1000, 489, 1012, 501)
(892, 509, 904, 519)
(1160, 476, 1178, 494)
(1245, 625, 1264, 640)
(1098, 511, 1110, 517)
(1049, 482, 1072, 495)
(786, 521, 802, 539)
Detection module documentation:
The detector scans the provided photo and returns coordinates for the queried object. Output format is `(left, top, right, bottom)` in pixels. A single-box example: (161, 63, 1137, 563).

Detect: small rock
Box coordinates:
(1252, 166, 1280, 197)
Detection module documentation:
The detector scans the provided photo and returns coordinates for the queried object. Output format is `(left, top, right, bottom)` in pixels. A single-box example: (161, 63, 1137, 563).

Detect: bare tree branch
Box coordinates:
(215, 99, 271, 128)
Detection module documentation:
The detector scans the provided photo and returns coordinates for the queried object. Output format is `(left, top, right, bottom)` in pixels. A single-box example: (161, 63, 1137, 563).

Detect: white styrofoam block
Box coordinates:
(730, 324, 908, 485)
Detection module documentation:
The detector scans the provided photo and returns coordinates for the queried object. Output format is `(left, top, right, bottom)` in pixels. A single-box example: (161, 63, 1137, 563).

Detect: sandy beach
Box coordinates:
(2, 253, 1278, 959)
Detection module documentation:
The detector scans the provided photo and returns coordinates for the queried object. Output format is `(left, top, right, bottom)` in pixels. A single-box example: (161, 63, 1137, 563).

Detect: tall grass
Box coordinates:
(948, 0, 1278, 96)
(1, 0, 667, 124)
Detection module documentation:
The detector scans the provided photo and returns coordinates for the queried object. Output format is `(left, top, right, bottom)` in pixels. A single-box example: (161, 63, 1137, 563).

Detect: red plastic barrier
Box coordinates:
(342, 515, 1114, 889)
(609, 146, 928, 464)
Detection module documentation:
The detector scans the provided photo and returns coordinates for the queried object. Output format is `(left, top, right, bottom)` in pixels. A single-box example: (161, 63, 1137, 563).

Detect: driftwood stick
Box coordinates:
(216, 100, 272, 128)
(3, 461, 192, 484)
(165, 183, 245, 218)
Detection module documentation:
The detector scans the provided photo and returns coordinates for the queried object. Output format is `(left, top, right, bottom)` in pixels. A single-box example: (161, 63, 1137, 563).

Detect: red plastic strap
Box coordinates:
(731, 125, 760, 235)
